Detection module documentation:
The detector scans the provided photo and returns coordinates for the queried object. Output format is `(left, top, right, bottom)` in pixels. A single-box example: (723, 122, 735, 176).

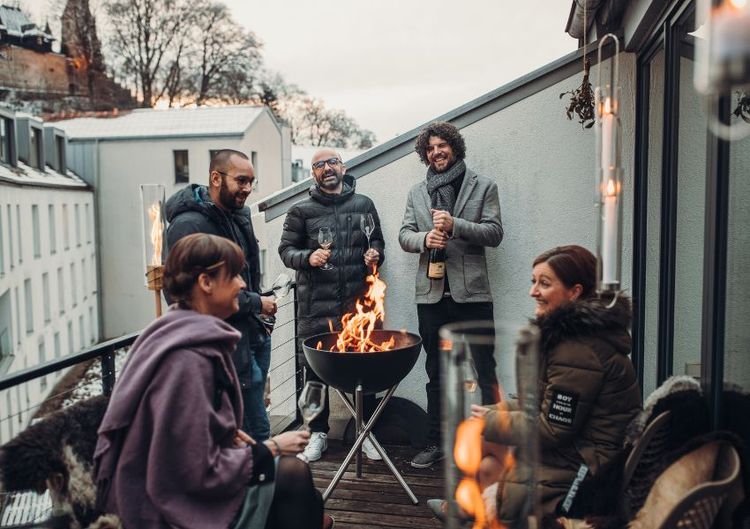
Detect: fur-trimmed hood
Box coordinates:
(535, 294, 632, 355)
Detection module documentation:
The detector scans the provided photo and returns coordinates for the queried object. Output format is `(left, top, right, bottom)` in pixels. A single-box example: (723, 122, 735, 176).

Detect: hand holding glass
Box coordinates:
(318, 227, 334, 270)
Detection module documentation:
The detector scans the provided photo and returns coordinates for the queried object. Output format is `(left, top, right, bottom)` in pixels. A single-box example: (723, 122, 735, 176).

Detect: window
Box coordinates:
(251, 151, 258, 170)
(38, 341, 47, 391)
(0, 212, 4, 277)
(0, 117, 12, 165)
(6, 206, 11, 269)
(56, 135, 65, 172)
(16, 205, 21, 264)
(57, 267, 64, 315)
(32, 205, 40, 258)
(67, 321, 74, 354)
(29, 127, 43, 170)
(48, 204, 56, 254)
(89, 306, 95, 343)
(174, 150, 189, 183)
(70, 262, 77, 307)
(82, 258, 87, 300)
(54, 332, 60, 358)
(62, 204, 69, 250)
(14, 287, 20, 346)
(85, 203, 91, 244)
(79, 315, 84, 351)
(74, 204, 81, 247)
(42, 272, 50, 323)
(24, 279, 33, 334)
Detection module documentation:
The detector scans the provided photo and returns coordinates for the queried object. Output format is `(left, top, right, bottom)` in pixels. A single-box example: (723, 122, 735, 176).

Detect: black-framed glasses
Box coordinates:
(216, 170, 258, 191)
(311, 158, 342, 171)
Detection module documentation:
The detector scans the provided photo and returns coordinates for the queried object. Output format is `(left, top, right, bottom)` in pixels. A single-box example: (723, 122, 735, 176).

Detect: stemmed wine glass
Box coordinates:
(298, 381, 326, 462)
(462, 348, 479, 413)
(360, 213, 375, 249)
(318, 227, 334, 270)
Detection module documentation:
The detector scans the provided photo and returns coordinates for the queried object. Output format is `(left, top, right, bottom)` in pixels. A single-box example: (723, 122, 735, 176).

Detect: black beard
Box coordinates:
(318, 171, 342, 191)
(219, 177, 245, 210)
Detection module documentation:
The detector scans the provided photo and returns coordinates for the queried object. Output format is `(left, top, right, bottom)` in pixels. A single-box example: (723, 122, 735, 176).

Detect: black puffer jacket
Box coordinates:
(278, 175, 385, 338)
(164, 184, 263, 387)
(483, 295, 642, 524)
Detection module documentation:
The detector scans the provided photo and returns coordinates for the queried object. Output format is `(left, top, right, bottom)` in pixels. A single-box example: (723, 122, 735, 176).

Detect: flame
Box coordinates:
(454, 417, 485, 474)
(330, 267, 395, 352)
(148, 202, 163, 265)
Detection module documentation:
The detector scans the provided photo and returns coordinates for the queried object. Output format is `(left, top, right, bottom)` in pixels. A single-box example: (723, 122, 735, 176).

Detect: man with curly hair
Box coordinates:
(399, 121, 504, 468)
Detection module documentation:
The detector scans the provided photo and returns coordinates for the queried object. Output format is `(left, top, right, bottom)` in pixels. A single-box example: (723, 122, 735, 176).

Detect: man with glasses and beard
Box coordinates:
(165, 149, 277, 441)
(278, 148, 385, 462)
(399, 121, 504, 468)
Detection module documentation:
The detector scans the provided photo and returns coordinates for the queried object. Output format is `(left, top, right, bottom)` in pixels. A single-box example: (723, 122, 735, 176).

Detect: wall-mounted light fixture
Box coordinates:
(595, 34, 623, 298)
(694, 0, 750, 139)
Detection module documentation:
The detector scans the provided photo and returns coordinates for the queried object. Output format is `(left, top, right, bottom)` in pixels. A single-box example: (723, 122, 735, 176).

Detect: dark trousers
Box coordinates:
(304, 359, 376, 434)
(417, 298, 498, 445)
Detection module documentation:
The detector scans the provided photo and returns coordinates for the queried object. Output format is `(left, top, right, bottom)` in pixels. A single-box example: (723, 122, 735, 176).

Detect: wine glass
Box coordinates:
(298, 381, 326, 462)
(318, 227, 334, 270)
(462, 350, 479, 412)
(360, 213, 375, 249)
(270, 272, 292, 302)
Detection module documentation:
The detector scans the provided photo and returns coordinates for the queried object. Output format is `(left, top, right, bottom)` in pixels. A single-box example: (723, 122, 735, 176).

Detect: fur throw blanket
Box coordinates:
(0, 395, 121, 529)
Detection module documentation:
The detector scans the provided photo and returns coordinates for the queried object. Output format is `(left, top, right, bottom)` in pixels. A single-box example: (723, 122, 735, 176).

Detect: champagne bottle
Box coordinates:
(427, 247, 446, 279)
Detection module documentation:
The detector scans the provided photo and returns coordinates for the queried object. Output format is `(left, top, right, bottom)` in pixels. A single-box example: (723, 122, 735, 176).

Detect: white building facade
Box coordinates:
(56, 106, 292, 339)
(0, 107, 99, 443)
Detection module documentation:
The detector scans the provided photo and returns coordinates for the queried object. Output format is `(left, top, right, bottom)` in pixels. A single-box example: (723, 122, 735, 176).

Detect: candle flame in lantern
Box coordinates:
(605, 179, 617, 197)
(454, 417, 485, 475)
(148, 202, 163, 265)
(328, 267, 395, 353)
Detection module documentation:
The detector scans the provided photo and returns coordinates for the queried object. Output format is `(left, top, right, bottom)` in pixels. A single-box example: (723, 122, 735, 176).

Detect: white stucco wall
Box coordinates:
(0, 184, 99, 443)
(261, 53, 638, 415)
(88, 111, 285, 338)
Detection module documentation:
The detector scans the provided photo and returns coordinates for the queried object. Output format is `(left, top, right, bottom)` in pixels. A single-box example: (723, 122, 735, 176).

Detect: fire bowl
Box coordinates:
(303, 330, 422, 394)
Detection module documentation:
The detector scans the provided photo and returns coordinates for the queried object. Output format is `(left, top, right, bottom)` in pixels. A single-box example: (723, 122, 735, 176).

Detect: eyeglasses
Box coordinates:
(216, 170, 258, 191)
(311, 158, 342, 171)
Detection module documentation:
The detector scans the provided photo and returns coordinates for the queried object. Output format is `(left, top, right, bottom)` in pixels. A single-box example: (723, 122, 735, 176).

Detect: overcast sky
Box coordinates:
(28, 0, 575, 142)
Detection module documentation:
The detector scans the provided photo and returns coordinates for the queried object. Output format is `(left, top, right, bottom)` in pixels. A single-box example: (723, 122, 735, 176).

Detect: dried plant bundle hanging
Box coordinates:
(560, 57, 596, 129)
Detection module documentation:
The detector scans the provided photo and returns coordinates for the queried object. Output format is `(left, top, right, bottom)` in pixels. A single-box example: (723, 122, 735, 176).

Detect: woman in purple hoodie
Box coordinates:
(95, 233, 329, 529)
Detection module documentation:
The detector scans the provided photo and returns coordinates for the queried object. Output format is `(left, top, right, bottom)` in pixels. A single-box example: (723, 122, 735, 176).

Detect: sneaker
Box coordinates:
(303, 432, 328, 462)
(362, 435, 382, 461)
(410, 445, 444, 468)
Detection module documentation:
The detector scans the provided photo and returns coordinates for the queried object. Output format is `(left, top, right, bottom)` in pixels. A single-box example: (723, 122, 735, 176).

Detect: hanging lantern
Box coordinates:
(595, 34, 623, 297)
(694, 0, 750, 139)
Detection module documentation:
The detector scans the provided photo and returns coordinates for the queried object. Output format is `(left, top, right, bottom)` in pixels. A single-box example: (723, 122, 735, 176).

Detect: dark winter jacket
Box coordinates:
(483, 295, 642, 525)
(164, 184, 263, 387)
(94, 308, 275, 529)
(278, 175, 385, 338)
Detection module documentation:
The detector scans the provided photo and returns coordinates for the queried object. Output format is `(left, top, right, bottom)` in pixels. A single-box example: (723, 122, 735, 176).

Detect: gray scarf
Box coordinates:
(425, 159, 466, 214)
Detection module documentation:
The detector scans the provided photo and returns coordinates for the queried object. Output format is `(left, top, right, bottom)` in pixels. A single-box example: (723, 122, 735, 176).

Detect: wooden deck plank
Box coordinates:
(310, 441, 443, 529)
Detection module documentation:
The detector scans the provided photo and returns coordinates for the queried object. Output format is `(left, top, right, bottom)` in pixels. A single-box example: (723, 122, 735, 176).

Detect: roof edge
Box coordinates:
(259, 37, 619, 220)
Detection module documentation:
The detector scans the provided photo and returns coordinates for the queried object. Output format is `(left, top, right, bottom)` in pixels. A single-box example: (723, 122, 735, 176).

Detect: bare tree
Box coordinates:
(104, 0, 192, 107)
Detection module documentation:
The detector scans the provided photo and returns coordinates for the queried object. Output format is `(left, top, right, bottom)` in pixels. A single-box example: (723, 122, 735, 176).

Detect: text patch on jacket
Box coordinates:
(548, 390, 578, 426)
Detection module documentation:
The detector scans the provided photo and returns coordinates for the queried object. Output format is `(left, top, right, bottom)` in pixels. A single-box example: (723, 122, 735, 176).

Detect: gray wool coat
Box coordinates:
(398, 168, 504, 304)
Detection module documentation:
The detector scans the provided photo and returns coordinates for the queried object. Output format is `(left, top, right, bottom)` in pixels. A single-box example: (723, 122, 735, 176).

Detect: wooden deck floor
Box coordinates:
(310, 441, 444, 529)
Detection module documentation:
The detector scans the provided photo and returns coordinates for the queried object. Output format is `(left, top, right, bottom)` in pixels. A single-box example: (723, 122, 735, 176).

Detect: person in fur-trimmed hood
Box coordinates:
(472, 245, 642, 527)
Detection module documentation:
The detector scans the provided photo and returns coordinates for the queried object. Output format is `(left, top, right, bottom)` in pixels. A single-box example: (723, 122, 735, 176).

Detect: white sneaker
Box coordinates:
(303, 432, 328, 462)
(362, 435, 382, 461)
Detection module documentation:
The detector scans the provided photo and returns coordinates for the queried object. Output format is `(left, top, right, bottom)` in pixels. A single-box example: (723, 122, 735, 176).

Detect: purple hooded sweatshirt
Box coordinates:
(94, 308, 268, 529)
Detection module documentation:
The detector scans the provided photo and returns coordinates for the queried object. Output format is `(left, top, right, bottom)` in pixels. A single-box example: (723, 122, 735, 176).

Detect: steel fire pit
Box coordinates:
(302, 330, 421, 394)
(302, 329, 422, 504)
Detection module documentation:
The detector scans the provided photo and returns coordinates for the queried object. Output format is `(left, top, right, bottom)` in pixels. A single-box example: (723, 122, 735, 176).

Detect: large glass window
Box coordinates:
(49, 204, 56, 254)
(0, 117, 11, 165)
(16, 205, 21, 264)
(29, 127, 43, 169)
(62, 204, 69, 250)
(57, 267, 65, 315)
(75, 204, 81, 247)
(42, 272, 50, 323)
(6, 205, 12, 269)
(24, 279, 33, 334)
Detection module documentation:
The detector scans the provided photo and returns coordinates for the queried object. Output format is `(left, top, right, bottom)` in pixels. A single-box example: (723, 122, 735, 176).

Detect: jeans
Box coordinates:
(242, 332, 271, 441)
(417, 299, 498, 445)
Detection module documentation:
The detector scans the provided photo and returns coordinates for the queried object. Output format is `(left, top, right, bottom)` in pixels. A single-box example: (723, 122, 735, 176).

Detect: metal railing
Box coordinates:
(0, 286, 302, 443)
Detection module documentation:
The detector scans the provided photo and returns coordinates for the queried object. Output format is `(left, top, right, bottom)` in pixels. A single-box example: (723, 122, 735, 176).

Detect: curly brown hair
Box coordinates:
(414, 121, 466, 166)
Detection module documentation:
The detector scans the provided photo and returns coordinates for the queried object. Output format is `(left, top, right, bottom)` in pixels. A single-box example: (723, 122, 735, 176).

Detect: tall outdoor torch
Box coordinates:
(595, 34, 623, 297)
(140, 184, 166, 317)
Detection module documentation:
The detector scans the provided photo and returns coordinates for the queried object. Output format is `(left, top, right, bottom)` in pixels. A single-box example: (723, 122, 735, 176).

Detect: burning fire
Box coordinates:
(148, 202, 164, 265)
(453, 404, 517, 529)
(320, 267, 396, 353)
